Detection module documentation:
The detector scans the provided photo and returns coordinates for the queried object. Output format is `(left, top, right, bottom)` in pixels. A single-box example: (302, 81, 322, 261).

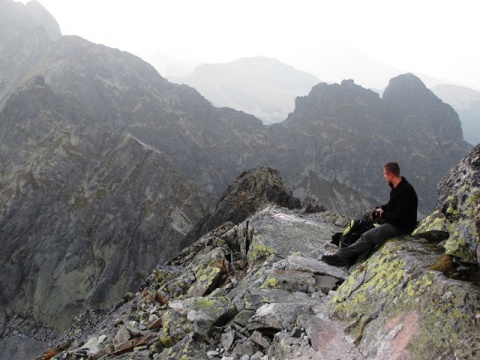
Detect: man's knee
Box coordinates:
(365, 224, 401, 246)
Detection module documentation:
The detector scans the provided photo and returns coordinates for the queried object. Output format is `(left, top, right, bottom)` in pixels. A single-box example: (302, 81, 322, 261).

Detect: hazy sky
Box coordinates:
(19, 0, 480, 90)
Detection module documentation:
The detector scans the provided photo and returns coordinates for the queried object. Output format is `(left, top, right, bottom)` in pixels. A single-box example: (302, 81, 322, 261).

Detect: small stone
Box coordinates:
(207, 350, 220, 358)
(113, 327, 131, 348)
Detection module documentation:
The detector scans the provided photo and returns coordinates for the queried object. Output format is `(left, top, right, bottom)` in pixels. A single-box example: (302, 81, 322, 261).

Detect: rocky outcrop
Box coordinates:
(28, 144, 480, 359)
(32, 203, 480, 359)
(414, 143, 480, 264)
(183, 167, 301, 244)
(31, 206, 352, 360)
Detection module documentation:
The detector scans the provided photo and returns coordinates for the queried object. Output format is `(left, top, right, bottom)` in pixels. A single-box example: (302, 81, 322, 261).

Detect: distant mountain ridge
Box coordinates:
(431, 84, 480, 145)
(162, 55, 480, 143)
(167, 56, 321, 124)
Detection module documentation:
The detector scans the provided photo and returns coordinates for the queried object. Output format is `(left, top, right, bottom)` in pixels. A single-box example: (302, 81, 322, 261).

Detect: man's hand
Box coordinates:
(370, 207, 383, 221)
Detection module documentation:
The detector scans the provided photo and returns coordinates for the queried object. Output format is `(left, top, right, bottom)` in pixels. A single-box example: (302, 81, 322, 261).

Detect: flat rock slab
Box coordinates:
(297, 314, 362, 359)
(247, 302, 315, 332)
(287, 254, 349, 279)
(247, 208, 341, 262)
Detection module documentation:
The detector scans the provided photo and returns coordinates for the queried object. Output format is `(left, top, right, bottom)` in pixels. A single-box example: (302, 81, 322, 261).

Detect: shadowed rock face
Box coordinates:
(0, 77, 211, 335)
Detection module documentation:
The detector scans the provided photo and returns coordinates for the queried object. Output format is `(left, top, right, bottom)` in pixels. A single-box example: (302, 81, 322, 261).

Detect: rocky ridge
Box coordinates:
(183, 167, 302, 244)
(30, 153, 480, 360)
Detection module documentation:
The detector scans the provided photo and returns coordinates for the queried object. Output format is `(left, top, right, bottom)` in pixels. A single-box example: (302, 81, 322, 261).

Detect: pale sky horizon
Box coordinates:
(18, 0, 480, 91)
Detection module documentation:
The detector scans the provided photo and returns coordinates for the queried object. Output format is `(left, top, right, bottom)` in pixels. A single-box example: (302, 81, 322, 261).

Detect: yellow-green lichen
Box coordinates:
(160, 311, 192, 347)
(260, 277, 278, 288)
(413, 210, 448, 234)
(248, 241, 276, 264)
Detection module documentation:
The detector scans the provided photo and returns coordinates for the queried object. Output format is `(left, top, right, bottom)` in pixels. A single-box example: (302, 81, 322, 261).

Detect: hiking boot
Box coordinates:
(321, 254, 348, 267)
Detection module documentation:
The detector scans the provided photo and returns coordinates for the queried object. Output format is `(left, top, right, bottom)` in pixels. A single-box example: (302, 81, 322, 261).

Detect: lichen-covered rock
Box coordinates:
(168, 296, 237, 327)
(329, 240, 480, 359)
(160, 310, 192, 348)
(186, 247, 229, 297)
(155, 333, 210, 360)
(415, 143, 480, 264)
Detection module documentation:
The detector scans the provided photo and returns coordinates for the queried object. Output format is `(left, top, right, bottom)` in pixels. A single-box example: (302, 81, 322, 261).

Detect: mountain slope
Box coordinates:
(0, 76, 210, 334)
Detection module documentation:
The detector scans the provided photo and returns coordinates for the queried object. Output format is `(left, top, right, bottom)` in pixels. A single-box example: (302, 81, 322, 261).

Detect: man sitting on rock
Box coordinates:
(321, 162, 418, 267)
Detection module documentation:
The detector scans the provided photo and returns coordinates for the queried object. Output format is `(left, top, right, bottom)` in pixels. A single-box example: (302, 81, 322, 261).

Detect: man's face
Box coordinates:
(383, 170, 393, 184)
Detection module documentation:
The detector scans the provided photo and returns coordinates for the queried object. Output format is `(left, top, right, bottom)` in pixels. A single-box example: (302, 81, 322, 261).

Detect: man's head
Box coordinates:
(383, 162, 401, 186)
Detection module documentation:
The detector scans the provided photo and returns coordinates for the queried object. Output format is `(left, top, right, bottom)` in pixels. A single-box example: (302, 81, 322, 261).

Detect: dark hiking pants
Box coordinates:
(336, 210, 404, 263)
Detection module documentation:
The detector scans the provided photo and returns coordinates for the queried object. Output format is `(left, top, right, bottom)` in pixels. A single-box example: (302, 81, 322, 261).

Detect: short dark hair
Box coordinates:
(384, 162, 400, 176)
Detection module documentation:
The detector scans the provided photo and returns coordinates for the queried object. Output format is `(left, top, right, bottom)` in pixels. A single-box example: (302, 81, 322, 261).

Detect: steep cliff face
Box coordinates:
(432, 84, 480, 145)
(0, 77, 210, 335)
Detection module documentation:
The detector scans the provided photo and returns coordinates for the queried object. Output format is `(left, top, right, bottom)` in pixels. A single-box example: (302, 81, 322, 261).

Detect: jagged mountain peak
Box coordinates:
(0, 0, 61, 41)
(382, 73, 464, 142)
(293, 79, 382, 116)
(383, 73, 434, 104)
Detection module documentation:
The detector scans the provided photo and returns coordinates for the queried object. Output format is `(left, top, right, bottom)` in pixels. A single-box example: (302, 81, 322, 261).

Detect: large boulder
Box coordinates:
(329, 239, 479, 359)
(414, 143, 480, 264)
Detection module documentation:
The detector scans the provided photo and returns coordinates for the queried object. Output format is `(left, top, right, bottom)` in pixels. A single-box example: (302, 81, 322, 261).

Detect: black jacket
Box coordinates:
(380, 177, 418, 233)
